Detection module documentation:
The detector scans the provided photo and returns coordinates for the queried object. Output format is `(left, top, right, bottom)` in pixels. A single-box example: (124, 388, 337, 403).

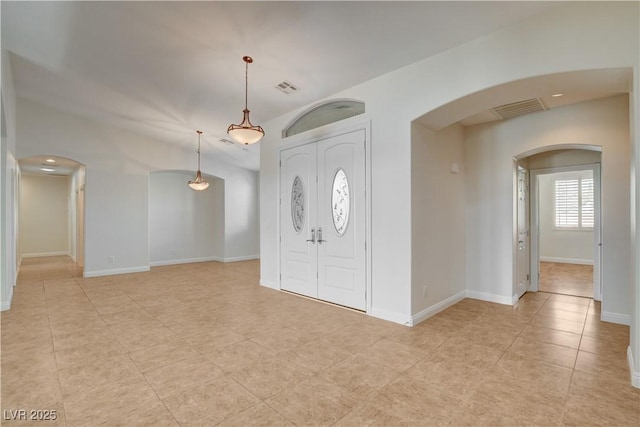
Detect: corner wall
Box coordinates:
(411, 123, 466, 323)
(149, 171, 225, 266)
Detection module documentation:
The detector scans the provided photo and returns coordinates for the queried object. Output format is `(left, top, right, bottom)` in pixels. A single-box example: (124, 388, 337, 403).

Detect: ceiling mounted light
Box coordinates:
(188, 130, 209, 191)
(45, 158, 56, 163)
(227, 56, 264, 145)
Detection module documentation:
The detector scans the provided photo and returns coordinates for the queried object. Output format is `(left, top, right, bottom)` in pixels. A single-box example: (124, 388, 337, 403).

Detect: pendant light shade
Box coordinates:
(227, 56, 264, 145)
(188, 130, 209, 191)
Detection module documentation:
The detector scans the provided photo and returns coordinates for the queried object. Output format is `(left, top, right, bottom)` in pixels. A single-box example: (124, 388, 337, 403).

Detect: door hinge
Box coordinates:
(279, 160, 282, 167)
(526, 274, 530, 281)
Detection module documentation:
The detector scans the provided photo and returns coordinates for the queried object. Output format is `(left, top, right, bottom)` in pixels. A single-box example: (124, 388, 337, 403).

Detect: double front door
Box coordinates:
(280, 129, 366, 310)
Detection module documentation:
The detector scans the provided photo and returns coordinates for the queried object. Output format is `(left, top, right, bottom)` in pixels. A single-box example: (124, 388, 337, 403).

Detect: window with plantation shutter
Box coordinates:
(554, 176, 594, 229)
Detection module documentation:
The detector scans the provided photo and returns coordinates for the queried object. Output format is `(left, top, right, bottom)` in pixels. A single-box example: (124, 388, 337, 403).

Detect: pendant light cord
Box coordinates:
(196, 130, 203, 171)
(244, 59, 249, 111)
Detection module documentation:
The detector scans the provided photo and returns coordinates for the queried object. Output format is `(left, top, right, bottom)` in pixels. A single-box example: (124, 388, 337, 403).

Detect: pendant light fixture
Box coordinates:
(227, 56, 264, 145)
(188, 130, 209, 191)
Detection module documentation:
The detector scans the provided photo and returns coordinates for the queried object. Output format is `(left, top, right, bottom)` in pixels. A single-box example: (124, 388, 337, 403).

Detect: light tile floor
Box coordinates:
(1, 256, 638, 426)
(539, 262, 593, 298)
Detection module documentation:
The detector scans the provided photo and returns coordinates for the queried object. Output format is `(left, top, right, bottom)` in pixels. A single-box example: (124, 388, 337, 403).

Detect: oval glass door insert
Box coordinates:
(291, 176, 305, 233)
(331, 169, 350, 235)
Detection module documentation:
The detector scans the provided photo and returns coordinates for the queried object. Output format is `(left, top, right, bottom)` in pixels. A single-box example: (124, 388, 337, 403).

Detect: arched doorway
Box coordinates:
(514, 145, 603, 302)
(17, 155, 85, 275)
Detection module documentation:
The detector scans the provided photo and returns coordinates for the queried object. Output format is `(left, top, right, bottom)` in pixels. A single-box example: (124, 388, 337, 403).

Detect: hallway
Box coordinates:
(1, 257, 638, 426)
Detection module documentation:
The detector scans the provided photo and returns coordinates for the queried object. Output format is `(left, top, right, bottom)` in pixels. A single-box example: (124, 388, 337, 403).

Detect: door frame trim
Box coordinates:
(277, 118, 372, 314)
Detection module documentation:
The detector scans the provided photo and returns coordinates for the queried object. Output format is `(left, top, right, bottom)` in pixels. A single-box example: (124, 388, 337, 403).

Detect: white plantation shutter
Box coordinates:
(554, 177, 594, 229)
(581, 178, 594, 228)
(555, 179, 579, 227)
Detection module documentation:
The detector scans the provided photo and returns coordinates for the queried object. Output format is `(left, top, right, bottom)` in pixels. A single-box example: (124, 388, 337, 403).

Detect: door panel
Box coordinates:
(280, 143, 317, 298)
(317, 131, 366, 310)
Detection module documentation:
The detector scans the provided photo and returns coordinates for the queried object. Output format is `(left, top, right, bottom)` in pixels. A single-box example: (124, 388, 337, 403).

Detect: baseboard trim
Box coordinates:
(83, 266, 150, 278)
(601, 311, 631, 325)
(539, 257, 593, 265)
(224, 255, 260, 263)
(150, 256, 223, 267)
(369, 307, 412, 326)
(21, 251, 70, 259)
(465, 290, 513, 306)
(1, 286, 13, 311)
(259, 279, 278, 290)
(628, 346, 640, 389)
(411, 290, 466, 326)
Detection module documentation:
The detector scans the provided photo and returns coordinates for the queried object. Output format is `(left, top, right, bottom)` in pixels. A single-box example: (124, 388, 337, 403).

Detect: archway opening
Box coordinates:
(17, 155, 86, 276)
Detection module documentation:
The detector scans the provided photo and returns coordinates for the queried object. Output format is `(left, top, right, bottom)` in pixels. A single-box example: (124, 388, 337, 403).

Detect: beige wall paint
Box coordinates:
(20, 174, 70, 257)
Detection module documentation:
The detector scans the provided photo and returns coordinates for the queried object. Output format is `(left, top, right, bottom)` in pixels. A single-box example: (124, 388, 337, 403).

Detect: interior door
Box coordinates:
(317, 131, 366, 310)
(280, 143, 318, 298)
(516, 166, 530, 299)
(279, 129, 367, 311)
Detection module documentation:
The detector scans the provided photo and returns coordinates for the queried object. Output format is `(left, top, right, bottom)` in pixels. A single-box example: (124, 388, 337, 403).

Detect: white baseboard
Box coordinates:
(83, 266, 150, 278)
(411, 290, 466, 326)
(150, 256, 223, 267)
(539, 257, 593, 265)
(223, 255, 260, 263)
(150, 255, 259, 267)
(21, 251, 70, 259)
(259, 279, 278, 290)
(465, 290, 513, 306)
(628, 346, 640, 389)
(1, 286, 13, 311)
(369, 307, 412, 326)
(601, 311, 631, 325)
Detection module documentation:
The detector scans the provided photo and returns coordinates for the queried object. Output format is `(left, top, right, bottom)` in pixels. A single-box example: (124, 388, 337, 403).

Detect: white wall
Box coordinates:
(538, 171, 594, 265)
(260, 2, 639, 325)
(465, 95, 630, 320)
(411, 123, 466, 322)
(631, 50, 640, 387)
(16, 98, 260, 277)
(225, 170, 260, 261)
(1, 48, 18, 311)
(149, 171, 224, 265)
(19, 174, 69, 257)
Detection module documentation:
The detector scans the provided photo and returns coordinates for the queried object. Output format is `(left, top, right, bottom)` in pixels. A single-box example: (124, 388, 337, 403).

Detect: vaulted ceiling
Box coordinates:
(4, 1, 619, 172)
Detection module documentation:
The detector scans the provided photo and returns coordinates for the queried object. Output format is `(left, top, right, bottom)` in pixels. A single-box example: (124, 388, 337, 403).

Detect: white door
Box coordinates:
(516, 166, 530, 299)
(317, 132, 366, 310)
(280, 143, 318, 298)
(280, 129, 366, 310)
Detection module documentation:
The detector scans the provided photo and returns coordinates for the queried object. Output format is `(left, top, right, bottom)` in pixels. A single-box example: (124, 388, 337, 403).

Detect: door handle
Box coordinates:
(317, 227, 327, 244)
(306, 228, 316, 244)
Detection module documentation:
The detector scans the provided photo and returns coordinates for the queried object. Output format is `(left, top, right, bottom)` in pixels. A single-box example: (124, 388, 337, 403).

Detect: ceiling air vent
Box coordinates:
(491, 98, 548, 120)
(219, 138, 235, 145)
(275, 81, 299, 95)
